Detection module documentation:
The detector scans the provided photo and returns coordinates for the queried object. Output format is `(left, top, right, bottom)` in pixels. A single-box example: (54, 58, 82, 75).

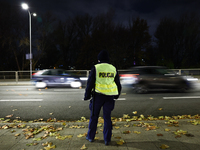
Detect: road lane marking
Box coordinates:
(54, 89, 84, 92)
(0, 99, 43, 101)
(163, 96, 200, 100)
(117, 98, 126, 100)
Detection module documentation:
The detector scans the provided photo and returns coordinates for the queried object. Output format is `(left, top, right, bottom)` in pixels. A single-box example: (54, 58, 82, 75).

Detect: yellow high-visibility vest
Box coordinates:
(95, 63, 118, 95)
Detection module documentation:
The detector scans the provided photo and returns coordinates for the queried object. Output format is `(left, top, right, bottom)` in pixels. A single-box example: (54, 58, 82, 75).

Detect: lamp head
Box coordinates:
(21, 3, 29, 10)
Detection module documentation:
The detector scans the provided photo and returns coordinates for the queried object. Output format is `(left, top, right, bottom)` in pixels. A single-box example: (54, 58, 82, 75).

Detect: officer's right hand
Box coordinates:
(82, 97, 91, 101)
(114, 95, 119, 99)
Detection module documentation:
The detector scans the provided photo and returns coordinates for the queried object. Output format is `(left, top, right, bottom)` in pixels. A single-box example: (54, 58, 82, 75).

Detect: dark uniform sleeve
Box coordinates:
(84, 66, 96, 100)
(114, 70, 122, 99)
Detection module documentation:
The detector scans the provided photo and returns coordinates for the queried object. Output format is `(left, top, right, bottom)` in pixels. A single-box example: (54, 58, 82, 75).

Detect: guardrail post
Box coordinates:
(179, 69, 181, 75)
(15, 71, 18, 83)
(86, 70, 89, 77)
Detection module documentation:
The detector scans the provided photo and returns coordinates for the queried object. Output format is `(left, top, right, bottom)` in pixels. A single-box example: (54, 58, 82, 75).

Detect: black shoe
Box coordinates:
(105, 141, 109, 146)
(86, 136, 93, 142)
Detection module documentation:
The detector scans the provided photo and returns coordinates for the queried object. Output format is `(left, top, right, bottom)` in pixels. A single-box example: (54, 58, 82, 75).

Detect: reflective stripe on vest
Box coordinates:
(95, 63, 118, 95)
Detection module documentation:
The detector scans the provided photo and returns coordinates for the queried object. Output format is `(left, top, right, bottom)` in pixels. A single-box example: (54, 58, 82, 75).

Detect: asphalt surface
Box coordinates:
(0, 81, 200, 149)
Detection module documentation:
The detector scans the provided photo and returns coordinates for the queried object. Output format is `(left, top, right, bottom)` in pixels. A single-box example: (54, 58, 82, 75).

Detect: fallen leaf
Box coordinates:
(124, 125, 130, 127)
(140, 114, 145, 118)
(157, 134, 163, 136)
(114, 126, 120, 129)
(119, 118, 123, 122)
(116, 141, 124, 145)
(42, 142, 52, 146)
(185, 134, 194, 137)
(165, 128, 171, 132)
(26, 143, 38, 146)
(189, 120, 200, 125)
(148, 116, 154, 120)
(160, 144, 169, 149)
(81, 116, 86, 121)
(173, 130, 187, 135)
(56, 127, 63, 131)
(6, 114, 13, 118)
(145, 126, 157, 131)
(44, 143, 56, 150)
(133, 111, 137, 114)
(123, 130, 131, 134)
(33, 137, 42, 141)
(94, 137, 100, 140)
(116, 139, 125, 145)
(80, 144, 87, 150)
(175, 135, 182, 138)
(133, 131, 141, 134)
(97, 123, 102, 127)
(11, 130, 16, 133)
(56, 135, 73, 140)
(158, 108, 163, 111)
(2, 125, 9, 129)
(15, 133, 20, 137)
(17, 124, 26, 128)
(123, 114, 130, 119)
(33, 143, 38, 146)
(49, 113, 53, 115)
(115, 136, 121, 139)
(38, 118, 44, 121)
(77, 133, 87, 138)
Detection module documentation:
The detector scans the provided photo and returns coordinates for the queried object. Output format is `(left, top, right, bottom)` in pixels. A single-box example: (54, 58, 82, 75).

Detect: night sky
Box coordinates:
(1, 0, 200, 36)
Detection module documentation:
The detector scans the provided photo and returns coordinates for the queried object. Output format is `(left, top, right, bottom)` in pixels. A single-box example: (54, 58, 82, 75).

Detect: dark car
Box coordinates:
(120, 66, 193, 93)
(32, 69, 87, 88)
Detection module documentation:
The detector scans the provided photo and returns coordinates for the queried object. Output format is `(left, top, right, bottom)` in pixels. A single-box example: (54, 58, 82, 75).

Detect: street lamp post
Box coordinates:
(21, 3, 36, 79)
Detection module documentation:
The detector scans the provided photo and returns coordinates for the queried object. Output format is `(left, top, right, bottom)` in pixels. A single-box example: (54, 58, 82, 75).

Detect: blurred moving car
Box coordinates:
(120, 66, 196, 93)
(32, 69, 88, 88)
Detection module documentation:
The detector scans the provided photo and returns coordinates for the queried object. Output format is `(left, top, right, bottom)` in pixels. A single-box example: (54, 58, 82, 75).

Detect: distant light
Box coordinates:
(187, 78, 198, 81)
(21, 3, 29, 10)
(33, 13, 37, 16)
(80, 77, 88, 81)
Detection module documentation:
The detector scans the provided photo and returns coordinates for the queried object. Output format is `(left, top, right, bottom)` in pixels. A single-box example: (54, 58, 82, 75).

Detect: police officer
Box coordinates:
(83, 50, 122, 145)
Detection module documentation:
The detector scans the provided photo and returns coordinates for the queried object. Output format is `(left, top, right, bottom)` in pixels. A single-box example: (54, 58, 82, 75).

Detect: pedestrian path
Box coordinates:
(0, 118, 200, 150)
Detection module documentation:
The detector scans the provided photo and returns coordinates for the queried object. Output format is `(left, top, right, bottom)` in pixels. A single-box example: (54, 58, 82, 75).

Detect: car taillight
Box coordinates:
(119, 74, 139, 85)
(120, 74, 139, 78)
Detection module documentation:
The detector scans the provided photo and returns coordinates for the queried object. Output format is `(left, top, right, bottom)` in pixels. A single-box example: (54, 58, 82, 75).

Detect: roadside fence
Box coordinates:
(0, 69, 200, 82)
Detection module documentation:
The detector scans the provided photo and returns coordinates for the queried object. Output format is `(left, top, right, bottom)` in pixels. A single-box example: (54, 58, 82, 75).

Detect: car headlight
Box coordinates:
(70, 81, 82, 88)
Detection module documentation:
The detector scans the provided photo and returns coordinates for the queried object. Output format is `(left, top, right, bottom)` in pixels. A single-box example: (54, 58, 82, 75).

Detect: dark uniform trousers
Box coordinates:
(87, 93, 115, 142)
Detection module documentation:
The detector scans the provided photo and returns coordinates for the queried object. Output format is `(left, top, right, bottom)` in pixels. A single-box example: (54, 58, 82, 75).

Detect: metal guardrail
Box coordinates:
(0, 69, 200, 82)
(0, 70, 90, 82)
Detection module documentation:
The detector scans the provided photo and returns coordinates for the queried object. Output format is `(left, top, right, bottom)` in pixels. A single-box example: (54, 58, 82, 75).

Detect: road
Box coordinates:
(0, 82, 200, 121)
